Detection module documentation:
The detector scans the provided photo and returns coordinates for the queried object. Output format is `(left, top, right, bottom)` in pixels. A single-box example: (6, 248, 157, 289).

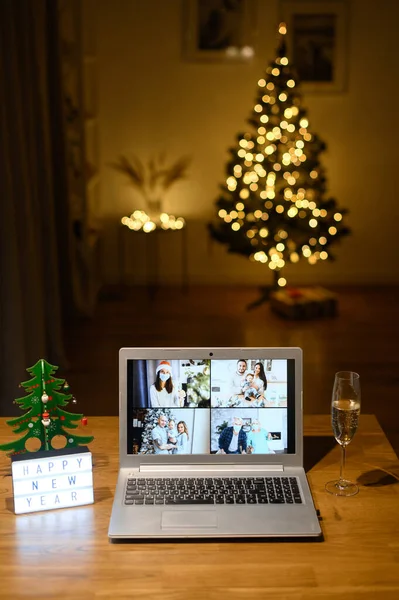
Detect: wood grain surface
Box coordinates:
(0, 415, 398, 600)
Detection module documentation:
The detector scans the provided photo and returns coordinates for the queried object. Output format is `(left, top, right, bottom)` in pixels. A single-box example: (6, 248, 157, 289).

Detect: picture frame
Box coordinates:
(279, 0, 349, 93)
(242, 417, 252, 432)
(183, 0, 257, 62)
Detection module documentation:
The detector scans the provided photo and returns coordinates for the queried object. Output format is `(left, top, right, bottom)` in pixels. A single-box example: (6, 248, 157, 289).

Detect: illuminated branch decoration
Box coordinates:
(111, 153, 190, 232)
(209, 23, 350, 289)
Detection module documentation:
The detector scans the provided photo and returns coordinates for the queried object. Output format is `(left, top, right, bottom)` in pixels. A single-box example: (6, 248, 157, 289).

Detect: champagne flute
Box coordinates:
(325, 371, 361, 496)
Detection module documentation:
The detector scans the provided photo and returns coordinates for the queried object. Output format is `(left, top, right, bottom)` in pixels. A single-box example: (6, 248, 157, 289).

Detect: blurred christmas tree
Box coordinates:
(209, 23, 350, 294)
(0, 359, 93, 457)
(140, 408, 174, 454)
(186, 361, 211, 407)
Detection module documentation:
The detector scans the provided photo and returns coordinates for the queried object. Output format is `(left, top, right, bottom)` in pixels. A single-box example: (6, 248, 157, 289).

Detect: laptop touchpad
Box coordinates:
(161, 510, 217, 529)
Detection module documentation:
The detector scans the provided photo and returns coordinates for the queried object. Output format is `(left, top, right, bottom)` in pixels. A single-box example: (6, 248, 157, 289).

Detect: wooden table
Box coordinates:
(0, 415, 398, 599)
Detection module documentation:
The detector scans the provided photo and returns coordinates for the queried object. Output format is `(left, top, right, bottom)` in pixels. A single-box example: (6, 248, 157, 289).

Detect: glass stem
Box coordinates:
(339, 444, 346, 484)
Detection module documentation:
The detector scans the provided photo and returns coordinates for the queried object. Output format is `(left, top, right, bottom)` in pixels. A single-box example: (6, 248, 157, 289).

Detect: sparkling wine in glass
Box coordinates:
(325, 371, 361, 496)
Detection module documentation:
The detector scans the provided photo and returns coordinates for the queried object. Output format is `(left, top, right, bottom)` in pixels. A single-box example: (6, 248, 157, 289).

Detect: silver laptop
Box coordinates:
(108, 347, 322, 539)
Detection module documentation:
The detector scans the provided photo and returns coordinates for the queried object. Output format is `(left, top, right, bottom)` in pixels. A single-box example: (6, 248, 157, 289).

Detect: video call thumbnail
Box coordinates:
(131, 408, 210, 455)
(210, 359, 288, 408)
(129, 359, 211, 409)
(211, 408, 287, 454)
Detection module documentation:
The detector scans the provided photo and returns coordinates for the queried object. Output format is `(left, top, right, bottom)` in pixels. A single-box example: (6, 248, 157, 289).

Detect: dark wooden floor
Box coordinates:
(64, 285, 399, 456)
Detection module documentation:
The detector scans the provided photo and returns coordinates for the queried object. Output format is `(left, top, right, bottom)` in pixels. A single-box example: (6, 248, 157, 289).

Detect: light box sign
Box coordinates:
(11, 446, 94, 514)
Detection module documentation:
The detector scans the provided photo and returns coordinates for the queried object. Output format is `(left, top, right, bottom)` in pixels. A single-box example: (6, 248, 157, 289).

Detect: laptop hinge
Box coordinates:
(139, 464, 284, 473)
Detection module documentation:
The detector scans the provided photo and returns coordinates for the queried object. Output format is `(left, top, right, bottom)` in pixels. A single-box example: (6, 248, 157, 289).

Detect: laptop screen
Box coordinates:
(126, 357, 296, 455)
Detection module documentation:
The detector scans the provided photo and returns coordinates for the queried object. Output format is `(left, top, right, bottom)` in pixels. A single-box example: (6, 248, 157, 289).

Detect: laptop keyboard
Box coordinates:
(124, 476, 302, 505)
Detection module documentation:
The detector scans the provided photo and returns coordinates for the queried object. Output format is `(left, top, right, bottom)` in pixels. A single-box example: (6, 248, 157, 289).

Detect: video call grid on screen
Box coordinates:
(127, 358, 296, 455)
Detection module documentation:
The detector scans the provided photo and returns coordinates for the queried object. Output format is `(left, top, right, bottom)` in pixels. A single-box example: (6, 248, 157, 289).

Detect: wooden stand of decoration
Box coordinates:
(270, 287, 338, 319)
(0, 359, 94, 514)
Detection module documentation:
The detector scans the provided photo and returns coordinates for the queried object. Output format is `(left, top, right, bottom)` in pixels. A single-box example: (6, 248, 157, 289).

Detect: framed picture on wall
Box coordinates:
(242, 417, 252, 432)
(280, 0, 349, 92)
(183, 0, 257, 62)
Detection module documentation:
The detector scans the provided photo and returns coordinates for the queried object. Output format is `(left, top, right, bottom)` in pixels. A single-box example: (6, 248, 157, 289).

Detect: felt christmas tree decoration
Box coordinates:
(0, 359, 93, 457)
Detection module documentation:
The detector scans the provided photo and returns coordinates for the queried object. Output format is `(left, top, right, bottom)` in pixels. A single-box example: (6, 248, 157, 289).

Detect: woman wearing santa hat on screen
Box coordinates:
(150, 361, 186, 408)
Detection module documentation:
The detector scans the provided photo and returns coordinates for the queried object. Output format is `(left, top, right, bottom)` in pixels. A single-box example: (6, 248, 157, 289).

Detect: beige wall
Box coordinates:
(97, 0, 399, 286)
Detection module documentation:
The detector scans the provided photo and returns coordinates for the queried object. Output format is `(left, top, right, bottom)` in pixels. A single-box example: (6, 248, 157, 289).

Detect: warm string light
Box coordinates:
(121, 211, 185, 232)
(278, 22, 287, 35)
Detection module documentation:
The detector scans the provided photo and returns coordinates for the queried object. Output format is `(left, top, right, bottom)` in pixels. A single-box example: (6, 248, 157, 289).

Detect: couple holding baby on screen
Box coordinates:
(151, 415, 190, 455)
(228, 359, 268, 407)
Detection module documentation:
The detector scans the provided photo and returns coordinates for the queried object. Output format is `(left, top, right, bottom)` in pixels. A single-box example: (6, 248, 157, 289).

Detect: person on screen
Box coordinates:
(229, 359, 248, 397)
(176, 421, 190, 454)
(151, 414, 174, 454)
(150, 361, 186, 408)
(253, 362, 268, 395)
(247, 419, 274, 454)
(167, 419, 178, 454)
(218, 416, 247, 454)
(241, 373, 262, 402)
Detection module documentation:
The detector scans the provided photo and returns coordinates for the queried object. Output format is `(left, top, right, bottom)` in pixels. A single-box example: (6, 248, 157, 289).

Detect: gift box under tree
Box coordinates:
(270, 286, 337, 319)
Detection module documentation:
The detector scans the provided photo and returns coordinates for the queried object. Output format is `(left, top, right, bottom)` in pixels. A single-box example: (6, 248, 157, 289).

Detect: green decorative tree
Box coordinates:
(209, 23, 350, 293)
(139, 408, 174, 454)
(0, 359, 94, 457)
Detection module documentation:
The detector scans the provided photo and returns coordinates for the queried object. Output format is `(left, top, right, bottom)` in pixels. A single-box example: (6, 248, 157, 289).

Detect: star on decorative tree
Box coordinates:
(209, 22, 350, 293)
(0, 359, 93, 457)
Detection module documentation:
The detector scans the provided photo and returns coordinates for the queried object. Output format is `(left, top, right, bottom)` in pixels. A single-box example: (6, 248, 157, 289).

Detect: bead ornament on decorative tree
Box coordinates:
(0, 359, 93, 457)
(209, 23, 350, 301)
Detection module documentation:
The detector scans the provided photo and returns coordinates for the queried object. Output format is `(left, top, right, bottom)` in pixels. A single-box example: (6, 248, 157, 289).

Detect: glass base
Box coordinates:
(325, 479, 359, 497)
